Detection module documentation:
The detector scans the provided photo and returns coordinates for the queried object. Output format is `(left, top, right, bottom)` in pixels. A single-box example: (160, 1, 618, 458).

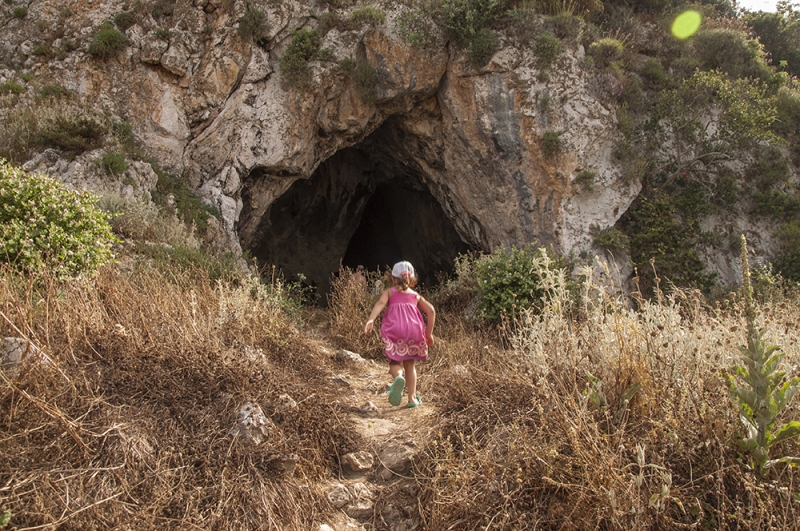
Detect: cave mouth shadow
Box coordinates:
(241, 129, 476, 302)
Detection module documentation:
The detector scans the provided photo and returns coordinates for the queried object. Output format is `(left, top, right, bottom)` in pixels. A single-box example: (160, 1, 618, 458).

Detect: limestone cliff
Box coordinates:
(5, 0, 768, 291)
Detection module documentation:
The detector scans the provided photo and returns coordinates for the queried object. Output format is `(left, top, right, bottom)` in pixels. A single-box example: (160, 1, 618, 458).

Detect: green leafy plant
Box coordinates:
(0, 80, 25, 95)
(32, 43, 54, 58)
(541, 130, 561, 159)
(113, 11, 136, 31)
(396, 4, 438, 46)
(34, 116, 105, 156)
(279, 29, 322, 88)
(150, 166, 220, 234)
(0, 161, 118, 279)
(87, 27, 129, 58)
(38, 84, 72, 100)
(574, 169, 595, 191)
(153, 0, 175, 18)
(340, 57, 378, 104)
(154, 28, 172, 41)
(593, 226, 630, 254)
(0, 509, 9, 529)
(12, 6, 27, 18)
(438, 0, 507, 67)
(533, 32, 562, 68)
(728, 235, 800, 477)
(349, 6, 385, 28)
(473, 244, 563, 320)
(102, 151, 128, 175)
(587, 37, 624, 68)
(238, 7, 270, 45)
(693, 27, 774, 83)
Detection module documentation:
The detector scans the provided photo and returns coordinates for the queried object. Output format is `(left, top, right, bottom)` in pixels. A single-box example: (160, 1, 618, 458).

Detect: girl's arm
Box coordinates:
(417, 296, 436, 346)
(364, 288, 391, 335)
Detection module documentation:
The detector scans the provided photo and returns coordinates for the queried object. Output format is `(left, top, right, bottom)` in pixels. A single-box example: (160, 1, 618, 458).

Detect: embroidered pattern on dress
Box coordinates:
(382, 336, 426, 358)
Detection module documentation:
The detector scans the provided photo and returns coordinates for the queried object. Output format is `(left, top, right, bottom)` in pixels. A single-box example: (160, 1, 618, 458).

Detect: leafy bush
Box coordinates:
(238, 7, 270, 45)
(438, 0, 508, 67)
(38, 84, 72, 100)
(397, 4, 439, 47)
(639, 57, 669, 90)
(154, 28, 172, 41)
(773, 221, 800, 281)
(0, 161, 117, 278)
(0, 80, 25, 95)
(34, 116, 105, 155)
(340, 57, 378, 104)
(12, 6, 26, 18)
(474, 245, 564, 320)
(587, 37, 624, 68)
(693, 28, 773, 82)
(32, 44, 54, 58)
(574, 169, 595, 191)
(87, 28, 129, 58)
(541, 130, 561, 158)
(152, 0, 175, 18)
(113, 11, 136, 31)
(593, 226, 629, 254)
(317, 12, 341, 35)
(279, 29, 322, 88)
(746, 145, 789, 189)
(533, 32, 562, 68)
(150, 167, 219, 234)
(349, 6, 385, 28)
(102, 151, 128, 175)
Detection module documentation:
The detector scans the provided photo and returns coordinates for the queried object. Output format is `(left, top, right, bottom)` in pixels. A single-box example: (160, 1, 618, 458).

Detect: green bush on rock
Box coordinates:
(0, 161, 117, 278)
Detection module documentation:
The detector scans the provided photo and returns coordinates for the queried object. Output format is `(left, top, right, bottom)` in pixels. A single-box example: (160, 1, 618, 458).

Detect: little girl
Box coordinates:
(363, 261, 435, 408)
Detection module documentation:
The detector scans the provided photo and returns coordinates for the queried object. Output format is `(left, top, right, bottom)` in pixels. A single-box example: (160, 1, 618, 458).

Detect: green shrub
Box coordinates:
(474, 245, 563, 320)
(238, 7, 270, 45)
(34, 116, 105, 155)
(747, 145, 789, 189)
(693, 28, 773, 82)
(317, 12, 341, 35)
(38, 84, 72, 100)
(87, 28, 129, 58)
(587, 37, 624, 68)
(639, 57, 668, 90)
(349, 6, 385, 28)
(593, 226, 629, 254)
(154, 28, 172, 41)
(153, 0, 175, 17)
(547, 14, 582, 41)
(773, 221, 800, 281)
(397, 4, 438, 47)
(113, 11, 136, 31)
(341, 57, 378, 104)
(438, 0, 508, 67)
(279, 29, 322, 88)
(12, 6, 27, 18)
(541, 130, 561, 158)
(0, 161, 117, 279)
(574, 169, 595, 191)
(464, 27, 500, 67)
(151, 167, 220, 234)
(102, 151, 128, 175)
(533, 32, 562, 68)
(32, 43, 54, 58)
(0, 80, 25, 95)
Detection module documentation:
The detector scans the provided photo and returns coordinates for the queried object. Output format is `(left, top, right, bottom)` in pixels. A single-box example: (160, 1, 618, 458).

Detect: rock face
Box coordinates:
(6, 0, 640, 289)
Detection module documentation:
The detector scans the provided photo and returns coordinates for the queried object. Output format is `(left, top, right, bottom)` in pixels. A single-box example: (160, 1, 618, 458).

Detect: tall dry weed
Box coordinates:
(327, 265, 385, 357)
(415, 256, 800, 530)
(0, 262, 358, 530)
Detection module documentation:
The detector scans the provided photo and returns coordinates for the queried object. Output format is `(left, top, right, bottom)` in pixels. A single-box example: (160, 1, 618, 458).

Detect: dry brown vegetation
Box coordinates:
(0, 264, 358, 530)
(2, 252, 800, 530)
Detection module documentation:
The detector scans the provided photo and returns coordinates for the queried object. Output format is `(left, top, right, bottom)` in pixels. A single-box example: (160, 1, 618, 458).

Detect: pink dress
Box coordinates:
(381, 288, 428, 362)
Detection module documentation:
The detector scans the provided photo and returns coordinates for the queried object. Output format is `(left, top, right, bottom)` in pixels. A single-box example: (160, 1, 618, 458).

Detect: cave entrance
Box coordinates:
(241, 122, 475, 300)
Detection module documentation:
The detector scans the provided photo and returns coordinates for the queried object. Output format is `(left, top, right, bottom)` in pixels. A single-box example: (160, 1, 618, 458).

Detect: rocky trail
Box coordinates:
(304, 312, 438, 531)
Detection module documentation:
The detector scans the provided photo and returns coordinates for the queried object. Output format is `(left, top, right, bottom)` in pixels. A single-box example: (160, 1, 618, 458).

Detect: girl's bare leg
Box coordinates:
(389, 361, 402, 379)
(403, 360, 417, 404)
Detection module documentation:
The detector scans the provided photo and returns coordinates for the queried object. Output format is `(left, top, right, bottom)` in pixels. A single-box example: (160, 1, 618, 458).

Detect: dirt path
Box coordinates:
(305, 312, 437, 531)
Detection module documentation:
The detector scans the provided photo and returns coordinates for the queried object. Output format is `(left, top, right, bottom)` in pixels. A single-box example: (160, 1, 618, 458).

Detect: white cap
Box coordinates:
(391, 261, 415, 279)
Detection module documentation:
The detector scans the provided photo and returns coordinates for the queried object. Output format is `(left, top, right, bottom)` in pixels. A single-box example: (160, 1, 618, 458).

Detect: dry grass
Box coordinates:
(0, 263, 359, 530)
(413, 263, 800, 530)
(327, 265, 386, 359)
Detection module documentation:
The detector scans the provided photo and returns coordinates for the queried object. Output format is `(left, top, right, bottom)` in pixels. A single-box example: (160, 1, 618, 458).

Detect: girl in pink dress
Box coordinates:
(363, 261, 436, 408)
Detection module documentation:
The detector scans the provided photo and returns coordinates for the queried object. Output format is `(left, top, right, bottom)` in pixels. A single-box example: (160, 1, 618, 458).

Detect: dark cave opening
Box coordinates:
(240, 125, 475, 299)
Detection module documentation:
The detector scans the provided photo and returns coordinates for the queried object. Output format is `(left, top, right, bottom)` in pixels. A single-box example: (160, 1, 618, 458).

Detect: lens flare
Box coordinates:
(672, 10, 702, 39)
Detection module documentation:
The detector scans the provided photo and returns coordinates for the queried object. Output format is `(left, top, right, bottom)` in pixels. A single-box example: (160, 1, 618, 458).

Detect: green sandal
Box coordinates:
(407, 396, 423, 408)
(388, 375, 405, 406)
